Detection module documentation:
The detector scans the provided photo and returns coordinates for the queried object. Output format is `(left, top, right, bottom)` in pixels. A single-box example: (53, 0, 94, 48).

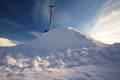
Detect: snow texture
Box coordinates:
(0, 27, 120, 80)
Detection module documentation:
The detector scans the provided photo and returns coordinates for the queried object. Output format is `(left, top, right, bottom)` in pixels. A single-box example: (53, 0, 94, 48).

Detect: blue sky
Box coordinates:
(0, 0, 120, 46)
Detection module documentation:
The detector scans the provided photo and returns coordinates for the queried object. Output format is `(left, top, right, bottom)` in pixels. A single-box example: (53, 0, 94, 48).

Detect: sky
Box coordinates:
(0, 0, 120, 46)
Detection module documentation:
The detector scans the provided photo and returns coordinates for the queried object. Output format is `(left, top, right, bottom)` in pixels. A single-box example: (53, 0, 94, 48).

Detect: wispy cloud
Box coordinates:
(33, 0, 57, 24)
(33, 0, 42, 22)
(97, 0, 120, 17)
(56, 13, 71, 26)
(0, 38, 24, 47)
(1, 18, 23, 27)
(89, 0, 120, 44)
(33, 0, 51, 22)
(29, 31, 43, 38)
(41, 0, 57, 19)
(42, 0, 51, 19)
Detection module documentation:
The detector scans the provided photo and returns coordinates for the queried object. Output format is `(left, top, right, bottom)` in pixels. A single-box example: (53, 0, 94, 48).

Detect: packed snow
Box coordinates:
(0, 27, 120, 80)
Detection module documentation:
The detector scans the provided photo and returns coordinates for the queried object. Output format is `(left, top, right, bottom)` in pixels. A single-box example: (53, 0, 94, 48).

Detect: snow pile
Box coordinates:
(0, 27, 120, 80)
(23, 27, 104, 51)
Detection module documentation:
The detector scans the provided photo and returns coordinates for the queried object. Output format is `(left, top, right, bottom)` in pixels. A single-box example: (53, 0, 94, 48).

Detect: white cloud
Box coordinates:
(0, 38, 17, 47)
(89, 1, 120, 44)
(0, 38, 24, 47)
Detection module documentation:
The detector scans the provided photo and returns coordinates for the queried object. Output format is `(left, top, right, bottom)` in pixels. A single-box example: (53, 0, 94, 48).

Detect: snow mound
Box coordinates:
(24, 27, 103, 51)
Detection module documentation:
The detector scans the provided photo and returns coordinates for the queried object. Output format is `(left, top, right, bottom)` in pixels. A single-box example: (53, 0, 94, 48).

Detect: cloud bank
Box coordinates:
(89, 0, 120, 44)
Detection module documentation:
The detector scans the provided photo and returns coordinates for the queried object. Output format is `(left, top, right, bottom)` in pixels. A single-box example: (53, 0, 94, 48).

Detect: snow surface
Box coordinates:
(0, 27, 120, 80)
